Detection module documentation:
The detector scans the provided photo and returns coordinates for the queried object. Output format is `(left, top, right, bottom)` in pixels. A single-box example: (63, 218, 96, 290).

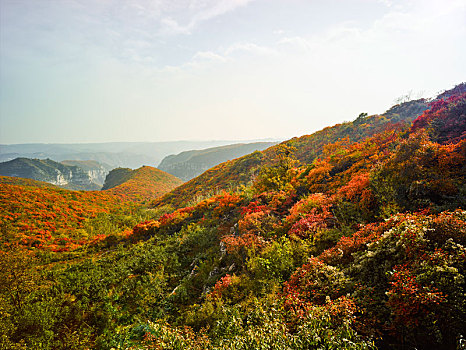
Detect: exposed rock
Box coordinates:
(0, 157, 110, 190)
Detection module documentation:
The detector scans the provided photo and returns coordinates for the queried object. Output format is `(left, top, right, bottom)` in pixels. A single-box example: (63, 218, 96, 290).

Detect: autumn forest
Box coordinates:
(1, 84, 466, 349)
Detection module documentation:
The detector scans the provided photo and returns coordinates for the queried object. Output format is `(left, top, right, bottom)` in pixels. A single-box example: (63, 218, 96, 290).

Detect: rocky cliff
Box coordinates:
(0, 158, 111, 190)
(60, 160, 112, 186)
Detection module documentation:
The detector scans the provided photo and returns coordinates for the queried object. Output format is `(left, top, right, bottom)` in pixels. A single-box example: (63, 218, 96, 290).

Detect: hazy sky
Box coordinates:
(1, 0, 465, 144)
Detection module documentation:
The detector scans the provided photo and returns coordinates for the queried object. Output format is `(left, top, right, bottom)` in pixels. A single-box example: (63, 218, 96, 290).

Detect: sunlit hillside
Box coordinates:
(103, 166, 183, 202)
(0, 166, 182, 252)
(0, 176, 128, 251)
(2, 0, 466, 347)
(1, 86, 464, 350)
(153, 98, 429, 210)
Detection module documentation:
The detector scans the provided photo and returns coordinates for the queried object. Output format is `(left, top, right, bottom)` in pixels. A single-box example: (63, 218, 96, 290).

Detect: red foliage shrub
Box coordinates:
(283, 257, 347, 308)
(209, 274, 232, 299)
(286, 193, 331, 224)
(411, 92, 466, 144)
(221, 233, 266, 254)
(288, 207, 334, 239)
(320, 216, 405, 266)
(386, 264, 446, 329)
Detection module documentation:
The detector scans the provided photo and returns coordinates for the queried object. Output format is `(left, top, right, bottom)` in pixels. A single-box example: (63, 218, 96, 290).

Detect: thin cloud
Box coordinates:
(224, 42, 277, 57)
(192, 51, 228, 62)
(159, 17, 192, 35)
(158, 0, 256, 36)
(277, 36, 313, 52)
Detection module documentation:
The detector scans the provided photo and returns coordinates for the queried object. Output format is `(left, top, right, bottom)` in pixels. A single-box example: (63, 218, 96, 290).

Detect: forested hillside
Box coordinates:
(158, 142, 276, 181)
(0, 177, 129, 251)
(0, 166, 182, 252)
(1, 86, 465, 350)
(102, 166, 183, 202)
(153, 98, 428, 210)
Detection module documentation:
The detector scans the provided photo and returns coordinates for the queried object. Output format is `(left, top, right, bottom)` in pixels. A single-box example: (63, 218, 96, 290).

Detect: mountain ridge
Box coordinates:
(158, 142, 277, 181)
(0, 139, 281, 169)
(152, 97, 430, 209)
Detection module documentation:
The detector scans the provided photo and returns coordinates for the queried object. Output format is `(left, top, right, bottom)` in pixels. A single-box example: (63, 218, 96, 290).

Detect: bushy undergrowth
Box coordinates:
(1, 90, 465, 349)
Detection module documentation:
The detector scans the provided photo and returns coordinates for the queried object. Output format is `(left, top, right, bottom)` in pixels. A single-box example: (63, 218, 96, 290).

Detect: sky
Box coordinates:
(0, 0, 465, 144)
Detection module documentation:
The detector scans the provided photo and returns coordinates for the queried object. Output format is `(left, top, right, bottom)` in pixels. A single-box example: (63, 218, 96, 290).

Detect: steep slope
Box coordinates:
(60, 160, 112, 186)
(153, 98, 428, 209)
(101, 167, 133, 190)
(114, 90, 464, 348)
(0, 157, 109, 190)
(158, 142, 277, 181)
(103, 166, 183, 202)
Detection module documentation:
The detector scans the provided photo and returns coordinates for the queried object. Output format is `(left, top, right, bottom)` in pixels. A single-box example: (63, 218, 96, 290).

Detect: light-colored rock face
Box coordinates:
(49, 168, 107, 188)
(52, 170, 70, 186)
(0, 157, 111, 190)
(87, 168, 108, 186)
(51, 169, 79, 186)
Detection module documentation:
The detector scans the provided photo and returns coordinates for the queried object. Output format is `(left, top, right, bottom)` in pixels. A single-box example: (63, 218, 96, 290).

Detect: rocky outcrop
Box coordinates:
(60, 160, 111, 186)
(0, 158, 111, 190)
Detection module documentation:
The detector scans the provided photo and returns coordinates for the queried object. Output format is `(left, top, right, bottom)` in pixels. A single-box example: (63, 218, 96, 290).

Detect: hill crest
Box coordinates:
(103, 166, 183, 202)
(153, 97, 431, 209)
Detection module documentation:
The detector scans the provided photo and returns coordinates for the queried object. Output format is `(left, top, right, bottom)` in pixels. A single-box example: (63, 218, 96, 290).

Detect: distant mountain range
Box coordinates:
(0, 141, 278, 190)
(0, 140, 280, 169)
(158, 142, 277, 181)
(0, 158, 112, 190)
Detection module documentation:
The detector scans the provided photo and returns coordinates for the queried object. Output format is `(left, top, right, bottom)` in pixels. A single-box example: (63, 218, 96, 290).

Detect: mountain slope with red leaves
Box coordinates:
(103, 166, 183, 202)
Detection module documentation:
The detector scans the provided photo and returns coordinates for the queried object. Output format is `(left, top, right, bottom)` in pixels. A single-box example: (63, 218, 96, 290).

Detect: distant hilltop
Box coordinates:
(102, 166, 183, 202)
